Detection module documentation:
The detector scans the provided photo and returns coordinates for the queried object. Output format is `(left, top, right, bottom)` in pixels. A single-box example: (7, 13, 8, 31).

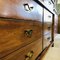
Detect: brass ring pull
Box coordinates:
(23, 3, 33, 11)
(48, 15, 51, 18)
(48, 26, 50, 30)
(25, 51, 34, 60)
(47, 37, 50, 40)
(49, 1, 51, 5)
(24, 30, 33, 38)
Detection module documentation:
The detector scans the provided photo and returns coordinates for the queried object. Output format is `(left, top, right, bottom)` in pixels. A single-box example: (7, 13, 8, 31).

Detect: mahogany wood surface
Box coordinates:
(0, 0, 43, 20)
(0, 19, 42, 58)
(1, 38, 42, 60)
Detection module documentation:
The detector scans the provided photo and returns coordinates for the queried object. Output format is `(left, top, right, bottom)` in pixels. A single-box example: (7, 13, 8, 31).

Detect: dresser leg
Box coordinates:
(52, 43, 54, 47)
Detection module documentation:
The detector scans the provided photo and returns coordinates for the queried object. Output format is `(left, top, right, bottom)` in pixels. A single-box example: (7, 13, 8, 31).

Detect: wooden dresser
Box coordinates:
(0, 0, 43, 60)
(0, 0, 57, 60)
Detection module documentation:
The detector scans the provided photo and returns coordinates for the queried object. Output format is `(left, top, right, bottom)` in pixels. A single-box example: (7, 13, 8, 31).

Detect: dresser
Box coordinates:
(0, 0, 57, 60)
(0, 0, 43, 60)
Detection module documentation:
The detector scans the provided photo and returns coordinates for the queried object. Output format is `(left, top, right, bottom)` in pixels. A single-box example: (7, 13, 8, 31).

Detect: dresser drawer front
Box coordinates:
(44, 23, 52, 35)
(43, 9, 52, 48)
(0, 19, 42, 58)
(44, 9, 52, 22)
(43, 34, 51, 49)
(0, 0, 43, 21)
(1, 38, 42, 60)
(44, 9, 52, 35)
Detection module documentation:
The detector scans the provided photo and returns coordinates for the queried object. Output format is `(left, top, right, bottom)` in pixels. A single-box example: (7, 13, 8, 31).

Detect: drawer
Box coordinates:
(16, 0, 43, 21)
(44, 23, 52, 30)
(44, 0, 53, 11)
(43, 34, 51, 49)
(0, 0, 43, 20)
(44, 23, 52, 35)
(44, 9, 52, 35)
(0, 19, 42, 58)
(1, 38, 42, 60)
(44, 9, 52, 22)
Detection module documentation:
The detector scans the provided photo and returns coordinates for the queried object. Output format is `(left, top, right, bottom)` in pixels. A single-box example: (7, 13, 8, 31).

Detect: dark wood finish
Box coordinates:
(0, 0, 55, 59)
(0, 19, 42, 58)
(0, 0, 43, 20)
(0, 0, 44, 59)
(1, 38, 42, 60)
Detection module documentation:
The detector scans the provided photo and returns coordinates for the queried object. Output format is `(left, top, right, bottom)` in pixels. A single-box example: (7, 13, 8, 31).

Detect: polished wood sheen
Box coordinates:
(43, 23, 52, 48)
(0, 0, 43, 20)
(0, 0, 54, 59)
(44, 23, 52, 35)
(44, 9, 52, 35)
(0, 19, 42, 58)
(43, 34, 51, 49)
(43, 9, 53, 49)
(0, 0, 43, 59)
(1, 38, 42, 60)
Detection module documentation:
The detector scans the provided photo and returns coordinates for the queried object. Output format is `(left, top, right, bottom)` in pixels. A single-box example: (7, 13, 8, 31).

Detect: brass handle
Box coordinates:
(48, 26, 50, 30)
(25, 51, 34, 60)
(47, 37, 50, 40)
(49, 1, 51, 5)
(48, 15, 51, 18)
(24, 30, 33, 38)
(23, 3, 33, 11)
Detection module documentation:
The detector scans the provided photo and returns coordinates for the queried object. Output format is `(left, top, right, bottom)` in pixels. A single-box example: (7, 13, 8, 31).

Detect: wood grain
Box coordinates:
(0, 0, 43, 20)
(1, 38, 42, 60)
(0, 19, 42, 58)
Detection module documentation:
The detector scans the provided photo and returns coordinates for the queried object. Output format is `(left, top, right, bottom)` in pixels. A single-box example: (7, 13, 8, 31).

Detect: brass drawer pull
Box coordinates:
(48, 26, 51, 30)
(48, 15, 51, 18)
(24, 30, 33, 38)
(23, 3, 33, 11)
(47, 37, 50, 40)
(25, 51, 34, 60)
(49, 1, 51, 5)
